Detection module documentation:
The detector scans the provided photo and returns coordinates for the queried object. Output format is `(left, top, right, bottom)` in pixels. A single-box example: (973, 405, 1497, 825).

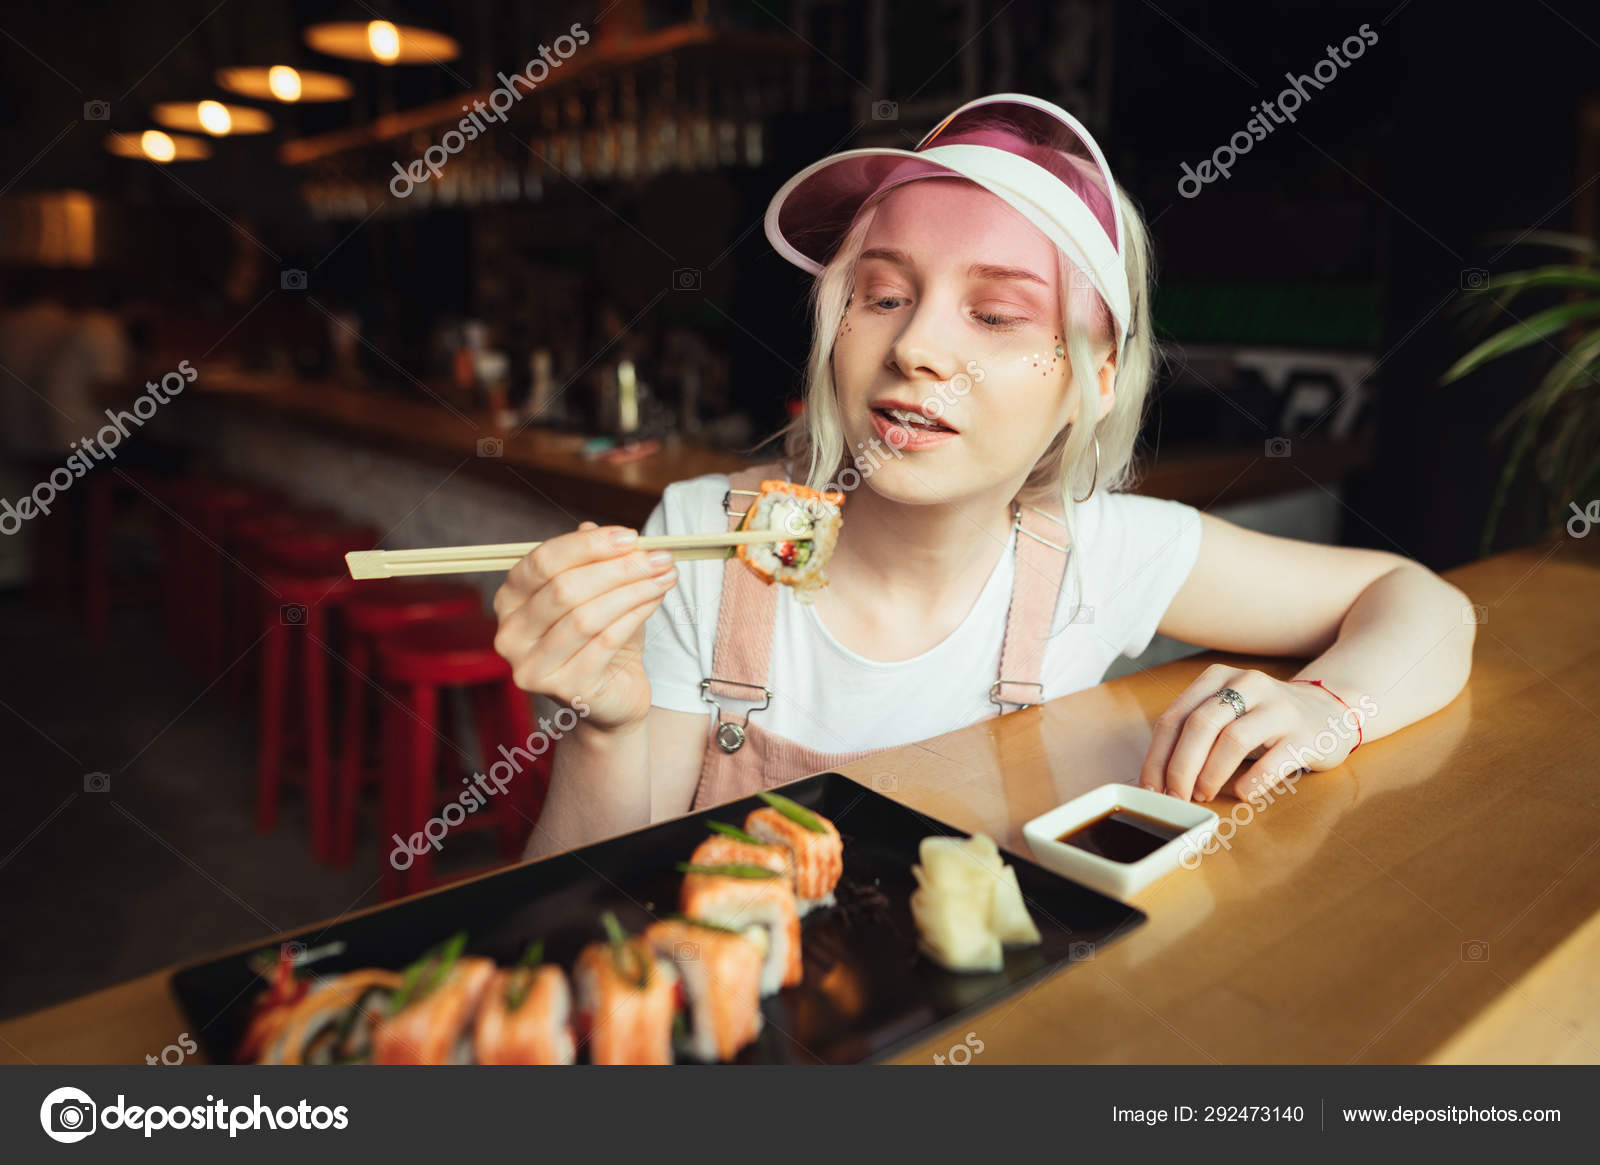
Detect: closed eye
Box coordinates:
(973, 308, 1027, 330)
(866, 296, 1028, 332)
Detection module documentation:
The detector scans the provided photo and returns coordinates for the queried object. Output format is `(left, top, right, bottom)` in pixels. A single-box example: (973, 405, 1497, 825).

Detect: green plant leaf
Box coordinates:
(1477, 230, 1596, 257)
(1478, 351, 1592, 555)
(1474, 266, 1600, 296)
(1440, 300, 1600, 385)
(1487, 327, 1600, 445)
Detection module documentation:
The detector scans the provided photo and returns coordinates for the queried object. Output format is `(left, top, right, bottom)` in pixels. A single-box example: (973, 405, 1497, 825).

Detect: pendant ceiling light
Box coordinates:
(303, 20, 459, 64)
(215, 66, 354, 103)
(152, 100, 275, 135)
(104, 130, 213, 162)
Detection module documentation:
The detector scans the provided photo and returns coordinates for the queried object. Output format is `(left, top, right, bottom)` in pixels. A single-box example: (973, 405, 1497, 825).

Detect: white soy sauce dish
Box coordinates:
(1022, 783, 1218, 901)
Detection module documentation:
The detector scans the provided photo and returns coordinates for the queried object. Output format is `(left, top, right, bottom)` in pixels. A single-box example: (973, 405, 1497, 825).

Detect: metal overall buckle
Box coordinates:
(989, 679, 1045, 712)
(700, 677, 772, 753)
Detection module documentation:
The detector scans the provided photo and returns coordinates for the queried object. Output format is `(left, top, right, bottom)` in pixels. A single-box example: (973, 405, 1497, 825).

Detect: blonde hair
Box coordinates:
(766, 146, 1160, 631)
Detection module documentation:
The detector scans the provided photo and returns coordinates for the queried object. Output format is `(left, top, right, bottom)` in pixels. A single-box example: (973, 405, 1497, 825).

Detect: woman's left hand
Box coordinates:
(1138, 664, 1358, 803)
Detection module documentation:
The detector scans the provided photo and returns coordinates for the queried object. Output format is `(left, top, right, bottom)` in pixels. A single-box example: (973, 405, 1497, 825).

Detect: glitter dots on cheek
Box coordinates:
(1019, 335, 1066, 376)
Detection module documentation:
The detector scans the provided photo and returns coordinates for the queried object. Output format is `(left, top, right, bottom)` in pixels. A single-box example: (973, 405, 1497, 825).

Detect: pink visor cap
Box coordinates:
(763, 93, 1133, 352)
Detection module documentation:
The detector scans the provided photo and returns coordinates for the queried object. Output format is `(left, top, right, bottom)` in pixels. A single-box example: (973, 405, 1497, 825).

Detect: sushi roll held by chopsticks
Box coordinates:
(736, 480, 845, 603)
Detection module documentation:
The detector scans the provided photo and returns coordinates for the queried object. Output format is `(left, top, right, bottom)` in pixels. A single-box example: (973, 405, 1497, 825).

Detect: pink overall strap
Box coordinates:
(700, 462, 787, 745)
(991, 502, 1072, 711)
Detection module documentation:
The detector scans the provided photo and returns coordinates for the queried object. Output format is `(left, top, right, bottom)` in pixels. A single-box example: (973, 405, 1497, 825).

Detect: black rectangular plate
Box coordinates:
(172, 772, 1146, 1064)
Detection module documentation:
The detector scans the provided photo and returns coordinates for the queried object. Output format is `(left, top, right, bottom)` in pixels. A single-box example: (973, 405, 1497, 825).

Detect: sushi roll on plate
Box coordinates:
(678, 862, 802, 995)
(256, 969, 402, 1065)
(690, 827, 810, 907)
(473, 942, 576, 1066)
(645, 919, 766, 1062)
(744, 792, 844, 912)
(736, 480, 845, 603)
(572, 914, 680, 1065)
(371, 933, 497, 1064)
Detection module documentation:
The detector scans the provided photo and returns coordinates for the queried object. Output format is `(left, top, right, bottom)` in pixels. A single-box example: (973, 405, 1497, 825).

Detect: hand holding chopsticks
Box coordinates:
(346, 529, 786, 580)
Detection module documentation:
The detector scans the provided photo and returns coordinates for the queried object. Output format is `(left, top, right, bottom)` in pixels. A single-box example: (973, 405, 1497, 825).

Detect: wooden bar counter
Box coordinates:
(186, 367, 1371, 526)
(192, 367, 751, 528)
(4, 531, 1591, 1066)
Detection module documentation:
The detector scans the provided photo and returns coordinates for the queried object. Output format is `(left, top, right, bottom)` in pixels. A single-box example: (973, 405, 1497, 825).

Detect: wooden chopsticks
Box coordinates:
(345, 529, 789, 580)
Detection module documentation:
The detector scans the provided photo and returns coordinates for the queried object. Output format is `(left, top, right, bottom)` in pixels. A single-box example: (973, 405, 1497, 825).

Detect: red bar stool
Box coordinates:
(159, 480, 282, 671)
(188, 485, 289, 674)
(252, 523, 378, 863)
(375, 614, 551, 899)
(226, 507, 346, 708)
(333, 581, 484, 866)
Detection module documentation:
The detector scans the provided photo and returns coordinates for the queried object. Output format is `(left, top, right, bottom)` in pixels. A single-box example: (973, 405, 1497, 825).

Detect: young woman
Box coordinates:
(492, 94, 1475, 859)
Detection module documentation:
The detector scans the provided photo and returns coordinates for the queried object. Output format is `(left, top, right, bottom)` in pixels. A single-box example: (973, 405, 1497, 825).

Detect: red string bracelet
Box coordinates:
(1291, 679, 1363, 751)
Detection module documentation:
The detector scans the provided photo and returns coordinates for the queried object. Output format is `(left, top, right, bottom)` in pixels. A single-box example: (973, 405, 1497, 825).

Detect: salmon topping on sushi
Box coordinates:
(572, 923, 679, 1066)
(679, 868, 802, 995)
(370, 955, 497, 1065)
(473, 944, 576, 1066)
(645, 919, 765, 1062)
(744, 793, 844, 908)
(690, 834, 794, 883)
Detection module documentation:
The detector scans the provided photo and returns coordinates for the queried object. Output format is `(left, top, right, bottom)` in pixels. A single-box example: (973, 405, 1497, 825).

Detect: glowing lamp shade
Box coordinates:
(152, 101, 274, 136)
(215, 66, 353, 103)
(303, 20, 459, 64)
(104, 130, 212, 162)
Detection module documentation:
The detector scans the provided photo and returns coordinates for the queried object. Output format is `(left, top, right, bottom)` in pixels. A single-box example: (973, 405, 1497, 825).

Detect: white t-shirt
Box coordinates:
(641, 473, 1204, 753)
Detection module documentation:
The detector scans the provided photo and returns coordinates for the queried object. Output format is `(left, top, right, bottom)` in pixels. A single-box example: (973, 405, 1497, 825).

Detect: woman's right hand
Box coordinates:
(492, 521, 678, 734)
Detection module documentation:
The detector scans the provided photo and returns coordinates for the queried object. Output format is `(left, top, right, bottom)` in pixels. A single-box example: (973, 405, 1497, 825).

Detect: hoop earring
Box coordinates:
(1072, 434, 1101, 503)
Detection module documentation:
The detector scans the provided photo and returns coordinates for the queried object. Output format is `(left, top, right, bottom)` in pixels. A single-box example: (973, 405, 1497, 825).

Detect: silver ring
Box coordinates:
(1212, 687, 1247, 718)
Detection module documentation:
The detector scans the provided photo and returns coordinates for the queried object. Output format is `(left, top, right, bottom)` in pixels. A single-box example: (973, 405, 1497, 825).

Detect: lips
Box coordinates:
(868, 400, 958, 434)
(868, 406, 959, 450)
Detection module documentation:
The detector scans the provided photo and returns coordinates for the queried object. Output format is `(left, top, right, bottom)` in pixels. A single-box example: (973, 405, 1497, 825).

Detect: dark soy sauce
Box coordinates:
(1057, 808, 1184, 863)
